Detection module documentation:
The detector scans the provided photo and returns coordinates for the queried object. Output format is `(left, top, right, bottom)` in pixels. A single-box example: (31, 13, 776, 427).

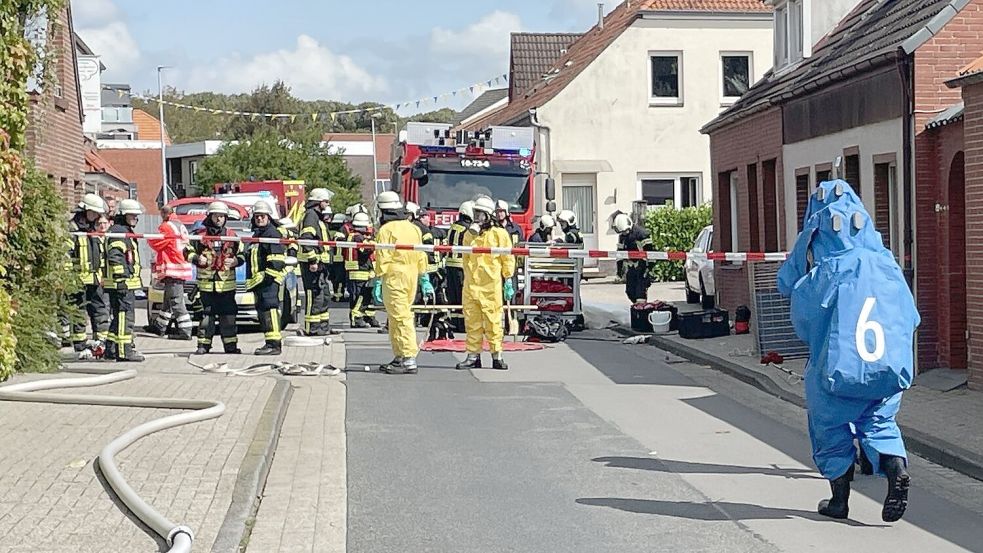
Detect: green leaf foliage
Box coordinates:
(194, 128, 363, 210)
(643, 202, 713, 282)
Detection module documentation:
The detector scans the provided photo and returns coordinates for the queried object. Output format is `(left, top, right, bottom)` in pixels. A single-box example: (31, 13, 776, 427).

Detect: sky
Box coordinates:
(71, 0, 617, 113)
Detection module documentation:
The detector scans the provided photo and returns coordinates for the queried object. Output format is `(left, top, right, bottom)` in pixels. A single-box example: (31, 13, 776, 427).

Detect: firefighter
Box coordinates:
(66, 193, 109, 350)
(247, 201, 288, 356)
(186, 202, 243, 355)
(146, 205, 194, 340)
(528, 214, 555, 243)
(494, 200, 523, 246)
(445, 200, 473, 332)
(105, 199, 145, 362)
(328, 210, 354, 302)
(345, 212, 379, 328)
(372, 191, 429, 374)
(456, 196, 516, 371)
(613, 213, 655, 303)
(557, 210, 584, 245)
(406, 201, 446, 326)
(298, 188, 332, 336)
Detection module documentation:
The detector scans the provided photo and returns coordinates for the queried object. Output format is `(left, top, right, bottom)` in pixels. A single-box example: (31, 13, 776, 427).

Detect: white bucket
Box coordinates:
(648, 311, 673, 334)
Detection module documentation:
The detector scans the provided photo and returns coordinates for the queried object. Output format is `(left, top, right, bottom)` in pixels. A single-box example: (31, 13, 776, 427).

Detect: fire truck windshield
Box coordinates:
(416, 158, 531, 211)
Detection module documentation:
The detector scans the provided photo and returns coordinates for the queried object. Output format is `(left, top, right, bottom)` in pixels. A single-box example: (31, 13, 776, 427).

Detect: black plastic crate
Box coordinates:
(678, 309, 729, 340)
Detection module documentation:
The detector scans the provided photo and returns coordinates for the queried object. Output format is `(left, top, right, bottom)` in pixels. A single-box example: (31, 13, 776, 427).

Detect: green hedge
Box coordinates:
(643, 203, 712, 282)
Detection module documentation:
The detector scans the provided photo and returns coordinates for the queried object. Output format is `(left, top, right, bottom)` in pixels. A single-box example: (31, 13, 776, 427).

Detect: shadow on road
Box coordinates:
(593, 456, 822, 480)
(576, 497, 885, 527)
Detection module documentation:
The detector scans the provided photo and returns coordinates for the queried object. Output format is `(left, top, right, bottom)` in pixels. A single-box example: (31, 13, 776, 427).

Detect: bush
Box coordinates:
(5, 162, 75, 374)
(643, 202, 713, 282)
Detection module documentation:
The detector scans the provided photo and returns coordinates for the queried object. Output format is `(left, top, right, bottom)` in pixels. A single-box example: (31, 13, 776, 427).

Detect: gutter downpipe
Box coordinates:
(898, 48, 915, 291)
(529, 108, 551, 217)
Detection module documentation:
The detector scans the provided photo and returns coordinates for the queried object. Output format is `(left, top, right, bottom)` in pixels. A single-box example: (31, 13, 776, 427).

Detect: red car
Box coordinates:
(164, 197, 249, 227)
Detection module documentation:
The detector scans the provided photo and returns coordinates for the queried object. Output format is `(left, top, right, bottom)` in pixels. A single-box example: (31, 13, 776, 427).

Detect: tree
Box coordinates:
(194, 129, 363, 210)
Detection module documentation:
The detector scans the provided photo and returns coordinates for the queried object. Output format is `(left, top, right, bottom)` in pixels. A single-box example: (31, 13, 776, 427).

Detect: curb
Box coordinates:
(212, 379, 293, 553)
(643, 330, 983, 483)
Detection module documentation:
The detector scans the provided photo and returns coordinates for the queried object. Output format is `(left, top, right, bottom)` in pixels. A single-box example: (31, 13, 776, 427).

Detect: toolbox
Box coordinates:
(630, 302, 679, 333)
(677, 309, 730, 340)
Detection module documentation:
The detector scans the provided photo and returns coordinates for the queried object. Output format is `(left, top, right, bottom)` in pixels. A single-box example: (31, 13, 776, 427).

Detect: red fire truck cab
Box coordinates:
(391, 122, 552, 236)
(213, 180, 307, 222)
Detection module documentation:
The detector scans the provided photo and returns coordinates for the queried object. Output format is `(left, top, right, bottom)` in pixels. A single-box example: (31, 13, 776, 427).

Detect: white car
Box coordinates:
(684, 225, 715, 309)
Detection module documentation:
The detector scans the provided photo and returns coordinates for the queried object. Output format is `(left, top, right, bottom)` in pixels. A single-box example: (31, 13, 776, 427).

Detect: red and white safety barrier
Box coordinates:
(73, 231, 791, 263)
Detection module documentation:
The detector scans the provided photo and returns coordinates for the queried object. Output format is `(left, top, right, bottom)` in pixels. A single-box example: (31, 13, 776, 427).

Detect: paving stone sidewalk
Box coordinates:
(0, 321, 340, 553)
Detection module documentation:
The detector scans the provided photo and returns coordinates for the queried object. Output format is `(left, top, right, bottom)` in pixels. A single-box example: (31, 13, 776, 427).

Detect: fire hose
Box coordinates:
(0, 367, 224, 553)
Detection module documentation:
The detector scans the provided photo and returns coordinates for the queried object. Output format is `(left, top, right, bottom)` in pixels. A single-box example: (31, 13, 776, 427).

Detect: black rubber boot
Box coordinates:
(456, 355, 482, 370)
(380, 358, 402, 373)
(881, 455, 910, 522)
(254, 341, 282, 356)
(366, 317, 381, 328)
(492, 358, 509, 371)
(818, 464, 853, 520)
(224, 346, 242, 354)
(143, 323, 166, 337)
(857, 446, 874, 475)
(120, 345, 145, 363)
(351, 319, 369, 329)
(169, 333, 193, 341)
(195, 345, 211, 355)
(73, 342, 88, 353)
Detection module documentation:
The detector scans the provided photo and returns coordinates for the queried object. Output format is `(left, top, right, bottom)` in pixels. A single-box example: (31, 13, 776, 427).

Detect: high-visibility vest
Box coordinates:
(344, 231, 375, 281)
(105, 223, 142, 290)
(69, 218, 103, 286)
(445, 221, 468, 269)
(246, 226, 287, 290)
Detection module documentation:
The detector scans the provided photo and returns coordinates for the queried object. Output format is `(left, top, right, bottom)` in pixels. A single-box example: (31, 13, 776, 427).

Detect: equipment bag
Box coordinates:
(524, 314, 570, 343)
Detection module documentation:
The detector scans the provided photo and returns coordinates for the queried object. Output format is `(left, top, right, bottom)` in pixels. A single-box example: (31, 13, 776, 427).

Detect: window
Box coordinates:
(642, 179, 675, 207)
(649, 52, 682, 106)
(845, 151, 861, 197)
(639, 174, 701, 208)
(762, 159, 779, 251)
(795, 171, 810, 232)
(730, 172, 739, 251)
(563, 182, 596, 234)
(721, 53, 752, 102)
(189, 160, 199, 186)
(717, 171, 734, 252)
(774, 0, 805, 69)
(681, 177, 699, 208)
(747, 163, 760, 252)
(816, 166, 832, 184)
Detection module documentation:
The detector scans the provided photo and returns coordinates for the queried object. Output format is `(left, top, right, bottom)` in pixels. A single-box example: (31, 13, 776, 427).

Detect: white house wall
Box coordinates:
(537, 15, 772, 254)
(781, 117, 903, 246)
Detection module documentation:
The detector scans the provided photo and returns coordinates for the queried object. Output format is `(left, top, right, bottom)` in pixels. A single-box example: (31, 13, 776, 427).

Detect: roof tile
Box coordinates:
(638, 0, 769, 11)
(510, 33, 583, 99)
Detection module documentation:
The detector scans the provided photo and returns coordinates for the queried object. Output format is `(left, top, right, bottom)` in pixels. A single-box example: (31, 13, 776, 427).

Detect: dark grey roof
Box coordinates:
(703, 0, 963, 134)
(455, 88, 508, 124)
(926, 101, 964, 129)
(509, 32, 583, 100)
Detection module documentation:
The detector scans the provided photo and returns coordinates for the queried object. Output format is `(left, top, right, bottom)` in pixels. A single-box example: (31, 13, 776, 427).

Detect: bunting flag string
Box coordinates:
(112, 73, 509, 120)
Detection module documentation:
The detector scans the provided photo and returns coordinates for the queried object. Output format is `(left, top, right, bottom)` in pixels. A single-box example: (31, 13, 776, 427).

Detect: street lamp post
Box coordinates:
(370, 114, 380, 195)
(157, 65, 171, 205)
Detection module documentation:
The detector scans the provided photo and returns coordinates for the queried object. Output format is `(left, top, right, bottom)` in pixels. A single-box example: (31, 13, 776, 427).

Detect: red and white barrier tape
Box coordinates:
(73, 232, 791, 263)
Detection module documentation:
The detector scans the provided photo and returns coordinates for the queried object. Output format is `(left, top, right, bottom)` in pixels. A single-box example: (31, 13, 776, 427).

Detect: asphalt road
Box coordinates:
(339, 312, 983, 552)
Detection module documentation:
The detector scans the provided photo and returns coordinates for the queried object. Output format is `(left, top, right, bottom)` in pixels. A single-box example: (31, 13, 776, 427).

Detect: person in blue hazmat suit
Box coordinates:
(372, 191, 430, 374)
(778, 179, 919, 523)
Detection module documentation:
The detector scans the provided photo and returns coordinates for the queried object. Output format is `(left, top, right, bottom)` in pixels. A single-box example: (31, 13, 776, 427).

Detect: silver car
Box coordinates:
(684, 225, 715, 309)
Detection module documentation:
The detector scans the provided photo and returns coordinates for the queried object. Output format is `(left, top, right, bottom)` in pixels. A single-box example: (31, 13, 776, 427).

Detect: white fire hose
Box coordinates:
(0, 367, 225, 553)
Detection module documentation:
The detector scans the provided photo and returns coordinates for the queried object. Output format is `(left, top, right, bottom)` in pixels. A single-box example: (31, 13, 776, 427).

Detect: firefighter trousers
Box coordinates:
(66, 285, 110, 347)
(301, 265, 329, 335)
(107, 289, 136, 359)
(154, 278, 192, 337)
(625, 265, 652, 303)
(253, 281, 282, 344)
(445, 267, 465, 332)
(347, 279, 375, 323)
(198, 291, 238, 351)
(329, 263, 347, 301)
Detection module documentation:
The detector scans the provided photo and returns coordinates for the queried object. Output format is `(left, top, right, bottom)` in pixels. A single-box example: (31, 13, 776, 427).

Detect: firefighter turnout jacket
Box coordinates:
(299, 207, 331, 264)
(445, 219, 469, 270)
(69, 215, 103, 286)
(186, 226, 244, 293)
(105, 223, 142, 290)
(344, 230, 375, 281)
(246, 225, 288, 290)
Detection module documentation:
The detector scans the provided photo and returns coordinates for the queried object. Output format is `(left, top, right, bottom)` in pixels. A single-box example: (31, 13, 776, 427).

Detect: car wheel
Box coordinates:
(685, 282, 701, 304)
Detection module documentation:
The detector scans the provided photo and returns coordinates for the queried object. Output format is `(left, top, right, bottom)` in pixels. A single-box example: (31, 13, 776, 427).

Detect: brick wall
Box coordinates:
(98, 149, 162, 207)
(24, 6, 85, 206)
(707, 108, 784, 314)
(963, 82, 983, 389)
(913, 1, 983, 370)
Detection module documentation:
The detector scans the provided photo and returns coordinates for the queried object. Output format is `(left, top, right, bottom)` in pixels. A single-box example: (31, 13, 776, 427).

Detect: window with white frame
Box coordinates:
(649, 52, 682, 106)
(721, 53, 752, 103)
(639, 174, 702, 209)
(774, 0, 805, 69)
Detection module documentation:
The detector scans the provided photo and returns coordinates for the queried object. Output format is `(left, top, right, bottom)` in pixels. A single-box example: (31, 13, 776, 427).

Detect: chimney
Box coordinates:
(598, 3, 604, 30)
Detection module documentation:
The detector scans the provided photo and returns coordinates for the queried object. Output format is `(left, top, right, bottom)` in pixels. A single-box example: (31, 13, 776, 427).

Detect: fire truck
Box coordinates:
(213, 180, 307, 223)
(390, 122, 554, 236)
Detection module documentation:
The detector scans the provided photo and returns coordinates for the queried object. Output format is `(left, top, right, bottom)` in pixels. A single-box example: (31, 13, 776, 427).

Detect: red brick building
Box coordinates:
(24, 4, 86, 205)
(702, 0, 983, 386)
(96, 109, 171, 206)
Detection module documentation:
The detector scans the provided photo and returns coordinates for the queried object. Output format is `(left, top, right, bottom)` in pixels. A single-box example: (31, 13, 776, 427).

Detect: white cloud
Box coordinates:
(73, 0, 141, 75)
(430, 10, 522, 62)
(180, 34, 387, 101)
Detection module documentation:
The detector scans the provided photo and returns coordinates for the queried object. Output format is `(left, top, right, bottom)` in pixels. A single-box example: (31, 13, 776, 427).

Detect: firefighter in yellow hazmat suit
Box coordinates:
(372, 191, 430, 374)
(456, 196, 516, 371)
